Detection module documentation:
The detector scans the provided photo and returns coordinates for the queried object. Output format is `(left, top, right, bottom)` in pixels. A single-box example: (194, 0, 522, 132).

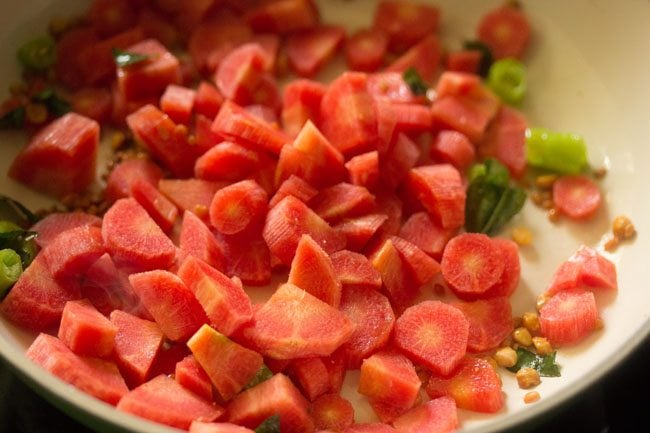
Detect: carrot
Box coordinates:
(552, 175, 602, 220)
(477, 5, 531, 60)
(209, 180, 268, 235)
(310, 393, 355, 432)
(345, 28, 388, 72)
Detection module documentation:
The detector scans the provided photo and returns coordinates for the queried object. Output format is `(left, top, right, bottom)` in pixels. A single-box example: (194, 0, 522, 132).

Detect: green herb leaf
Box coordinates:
(33, 88, 71, 117)
(17, 35, 56, 72)
(464, 159, 526, 235)
(403, 67, 428, 96)
(463, 40, 493, 77)
(244, 365, 273, 390)
(0, 249, 23, 300)
(255, 414, 281, 433)
(0, 195, 39, 229)
(112, 48, 150, 68)
(0, 106, 26, 129)
(508, 347, 561, 377)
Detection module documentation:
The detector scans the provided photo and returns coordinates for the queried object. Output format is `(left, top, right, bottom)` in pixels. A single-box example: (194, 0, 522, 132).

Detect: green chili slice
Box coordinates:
(487, 58, 527, 105)
(526, 127, 589, 174)
(17, 35, 56, 71)
(0, 249, 23, 299)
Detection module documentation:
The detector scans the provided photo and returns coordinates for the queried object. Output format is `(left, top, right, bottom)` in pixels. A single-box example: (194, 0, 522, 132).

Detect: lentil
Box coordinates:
(534, 174, 558, 189)
(524, 391, 541, 404)
(513, 327, 533, 347)
(532, 336, 553, 356)
(511, 226, 533, 246)
(612, 215, 636, 240)
(516, 367, 541, 389)
(522, 312, 540, 333)
(494, 347, 518, 368)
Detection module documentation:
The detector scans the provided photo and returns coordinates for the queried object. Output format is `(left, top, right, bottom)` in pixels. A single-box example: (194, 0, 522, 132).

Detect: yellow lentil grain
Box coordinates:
(25, 103, 48, 124)
(604, 235, 620, 252)
(512, 226, 533, 246)
(516, 367, 541, 389)
(522, 312, 540, 333)
(494, 347, 518, 368)
(593, 166, 608, 179)
(536, 294, 550, 311)
(534, 174, 558, 189)
(513, 327, 533, 347)
(524, 391, 541, 404)
(612, 215, 636, 240)
(532, 337, 553, 356)
(547, 208, 560, 222)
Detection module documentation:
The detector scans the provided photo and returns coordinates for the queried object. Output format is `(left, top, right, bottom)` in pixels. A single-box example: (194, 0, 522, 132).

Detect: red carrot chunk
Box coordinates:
(110, 309, 164, 387)
(209, 180, 268, 235)
(367, 72, 422, 104)
(477, 5, 531, 59)
(399, 212, 456, 261)
(426, 357, 504, 413)
(452, 297, 513, 353)
(346, 151, 380, 191)
(117, 375, 223, 429)
(441, 233, 505, 297)
(286, 26, 346, 78)
(175, 355, 213, 402)
(431, 130, 476, 170)
(195, 141, 261, 182)
(373, 1, 440, 53)
(310, 393, 355, 432)
(215, 228, 272, 286)
(479, 238, 521, 299)
(105, 158, 163, 204)
(194, 81, 225, 119)
(187, 324, 263, 401)
(339, 286, 395, 369)
(331, 250, 382, 292)
(58, 299, 116, 358)
(310, 183, 376, 224)
(190, 421, 254, 433)
(552, 175, 602, 220)
(445, 50, 482, 74)
(358, 350, 421, 422)
(477, 105, 527, 178)
(8, 113, 99, 198)
(130, 178, 179, 233)
(117, 38, 182, 101)
(393, 301, 469, 376)
(102, 198, 176, 272)
(43, 225, 106, 280)
(390, 236, 441, 287)
(244, 0, 319, 34)
(159, 178, 224, 219)
(282, 78, 327, 138)
(269, 175, 318, 208)
(392, 396, 458, 433)
(30, 212, 102, 249)
(188, 18, 252, 75)
(370, 238, 418, 313)
(405, 164, 466, 229)
(381, 133, 420, 191)
(263, 195, 346, 266)
(345, 28, 388, 72)
(547, 246, 617, 296)
(290, 357, 331, 401)
(288, 234, 342, 308)
(385, 35, 441, 82)
(160, 84, 196, 125)
(539, 288, 600, 346)
(179, 210, 226, 272)
(87, 0, 137, 37)
(334, 213, 387, 253)
(214, 43, 267, 106)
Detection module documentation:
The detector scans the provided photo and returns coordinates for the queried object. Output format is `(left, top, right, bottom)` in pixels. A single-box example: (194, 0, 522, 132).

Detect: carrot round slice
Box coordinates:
(209, 180, 268, 235)
(310, 393, 355, 432)
(477, 5, 531, 60)
(345, 28, 389, 72)
(393, 301, 469, 376)
(552, 175, 602, 220)
(441, 233, 505, 296)
(539, 288, 600, 346)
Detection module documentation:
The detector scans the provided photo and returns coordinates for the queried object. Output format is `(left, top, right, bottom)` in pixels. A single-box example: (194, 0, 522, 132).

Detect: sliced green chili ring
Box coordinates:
(17, 35, 56, 71)
(487, 58, 527, 105)
(526, 127, 588, 174)
(0, 249, 23, 299)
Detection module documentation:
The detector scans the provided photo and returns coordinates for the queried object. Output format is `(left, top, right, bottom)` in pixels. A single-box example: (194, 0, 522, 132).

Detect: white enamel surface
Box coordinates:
(1, 1, 650, 432)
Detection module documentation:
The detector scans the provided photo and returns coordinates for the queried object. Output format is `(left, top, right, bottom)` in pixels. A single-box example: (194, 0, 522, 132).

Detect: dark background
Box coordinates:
(0, 336, 648, 433)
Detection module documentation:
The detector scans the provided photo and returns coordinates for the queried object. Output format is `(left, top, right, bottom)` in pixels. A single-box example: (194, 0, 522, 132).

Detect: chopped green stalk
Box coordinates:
(33, 88, 71, 117)
(255, 414, 281, 433)
(403, 67, 428, 96)
(507, 347, 561, 377)
(526, 127, 588, 174)
(487, 58, 527, 105)
(0, 195, 39, 228)
(463, 40, 493, 77)
(244, 365, 273, 390)
(0, 106, 26, 129)
(17, 35, 56, 71)
(112, 48, 150, 68)
(0, 249, 22, 299)
(0, 228, 38, 268)
(465, 159, 526, 235)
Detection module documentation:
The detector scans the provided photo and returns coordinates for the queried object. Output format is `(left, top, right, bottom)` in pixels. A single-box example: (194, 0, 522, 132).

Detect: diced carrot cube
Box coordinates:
(245, 0, 319, 34)
(399, 212, 456, 261)
(286, 26, 346, 78)
(269, 175, 318, 208)
(331, 250, 382, 292)
(346, 151, 380, 191)
(290, 357, 330, 401)
(452, 297, 513, 353)
(130, 178, 179, 233)
(385, 34, 441, 82)
(161, 84, 196, 125)
(445, 50, 482, 74)
(373, 1, 440, 53)
(175, 355, 213, 402)
(195, 81, 225, 119)
(159, 178, 225, 219)
(58, 299, 116, 358)
(539, 288, 600, 346)
(310, 183, 376, 224)
(43, 225, 106, 280)
(345, 28, 389, 72)
(431, 130, 476, 170)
